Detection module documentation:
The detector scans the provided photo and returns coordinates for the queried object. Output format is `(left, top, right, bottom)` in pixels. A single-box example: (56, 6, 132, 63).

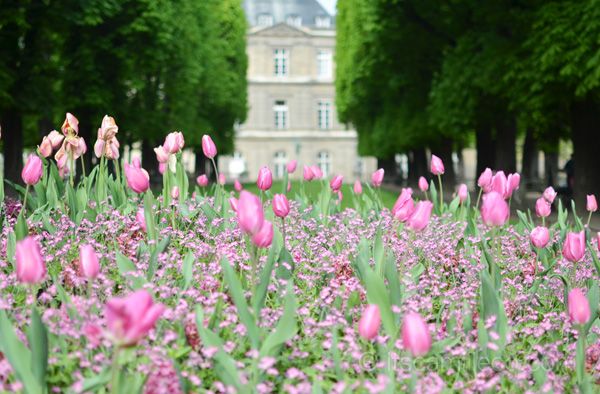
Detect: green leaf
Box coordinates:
(182, 252, 194, 290)
(27, 307, 48, 387)
(252, 239, 281, 315)
(6, 230, 16, 269)
(147, 236, 170, 281)
(364, 268, 396, 339)
(276, 247, 295, 280)
(116, 252, 145, 289)
(383, 252, 402, 308)
(79, 368, 111, 393)
(259, 283, 298, 357)
(584, 281, 599, 335)
(15, 211, 28, 241)
(143, 191, 158, 242)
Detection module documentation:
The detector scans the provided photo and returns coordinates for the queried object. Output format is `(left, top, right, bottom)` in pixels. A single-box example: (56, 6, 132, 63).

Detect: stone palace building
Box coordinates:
(219, 0, 376, 181)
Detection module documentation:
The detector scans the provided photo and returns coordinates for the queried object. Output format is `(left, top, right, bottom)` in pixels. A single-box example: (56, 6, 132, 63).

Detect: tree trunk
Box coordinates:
(408, 147, 427, 185)
(494, 117, 517, 173)
(544, 150, 559, 188)
(571, 98, 600, 203)
(377, 156, 399, 185)
(436, 138, 456, 188)
(2, 110, 24, 189)
(195, 152, 208, 177)
(521, 128, 539, 189)
(141, 139, 158, 178)
(476, 124, 495, 177)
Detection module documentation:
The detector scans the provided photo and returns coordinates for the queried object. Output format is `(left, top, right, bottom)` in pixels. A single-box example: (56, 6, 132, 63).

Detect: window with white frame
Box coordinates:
(317, 151, 331, 177)
(257, 13, 273, 26)
(286, 15, 302, 27)
(317, 100, 331, 130)
(273, 151, 287, 179)
(274, 100, 288, 129)
(274, 49, 288, 76)
(315, 16, 331, 28)
(317, 49, 333, 79)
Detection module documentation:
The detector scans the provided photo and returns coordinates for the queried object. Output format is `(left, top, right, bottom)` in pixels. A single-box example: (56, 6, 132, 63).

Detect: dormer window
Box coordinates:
(286, 15, 302, 27)
(315, 15, 331, 28)
(257, 13, 273, 26)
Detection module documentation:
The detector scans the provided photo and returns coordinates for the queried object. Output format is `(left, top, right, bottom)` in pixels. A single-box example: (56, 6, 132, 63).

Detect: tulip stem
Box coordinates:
(437, 175, 443, 213)
(475, 188, 482, 210)
(250, 244, 258, 294)
(424, 190, 428, 201)
(576, 326, 586, 385)
(80, 156, 86, 179)
(586, 211, 592, 228)
(281, 217, 286, 249)
(87, 280, 93, 299)
(210, 158, 219, 185)
(409, 356, 417, 393)
(114, 159, 122, 186)
(22, 184, 30, 213)
(110, 346, 121, 394)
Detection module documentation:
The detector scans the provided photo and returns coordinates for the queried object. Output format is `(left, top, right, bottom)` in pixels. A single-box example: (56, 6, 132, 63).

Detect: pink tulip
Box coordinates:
(98, 115, 118, 140)
(491, 171, 508, 198)
(61, 112, 79, 135)
(568, 288, 591, 325)
(218, 174, 226, 185)
(237, 191, 264, 234)
(418, 176, 428, 192)
(47, 130, 64, 149)
(477, 168, 493, 192)
(136, 208, 147, 232)
(392, 188, 415, 222)
(154, 146, 170, 163)
(171, 186, 179, 199)
(587, 195, 597, 212)
(163, 132, 185, 154)
(21, 154, 43, 185)
(406, 200, 433, 231)
(543, 187, 557, 204)
(79, 244, 100, 280)
(105, 290, 165, 346)
(15, 236, 46, 284)
(535, 197, 551, 218)
(74, 137, 87, 158)
(158, 162, 166, 175)
(530, 226, 550, 249)
(330, 175, 343, 192)
(303, 165, 314, 181)
(430, 155, 444, 175)
(353, 180, 362, 194)
(252, 220, 273, 248)
(234, 179, 243, 192)
(562, 231, 586, 262)
(358, 304, 381, 340)
(201, 135, 217, 159)
(597, 232, 600, 251)
(337, 190, 343, 203)
(229, 197, 238, 212)
(124, 162, 150, 194)
(287, 181, 292, 192)
(401, 312, 431, 356)
(311, 165, 323, 179)
(197, 174, 209, 187)
(480, 191, 509, 226)
(287, 160, 297, 173)
(371, 168, 384, 187)
(507, 173, 520, 195)
(38, 136, 53, 158)
(257, 166, 273, 191)
(272, 194, 290, 218)
(458, 184, 468, 203)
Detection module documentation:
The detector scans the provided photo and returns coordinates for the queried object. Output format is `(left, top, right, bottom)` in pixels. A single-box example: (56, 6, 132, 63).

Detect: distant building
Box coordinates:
(219, 0, 376, 182)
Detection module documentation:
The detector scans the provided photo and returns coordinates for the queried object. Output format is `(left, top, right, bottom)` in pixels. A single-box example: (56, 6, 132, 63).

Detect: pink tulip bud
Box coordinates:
(61, 112, 79, 135)
(158, 162, 166, 175)
(587, 195, 597, 212)
(154, 146, 170, 163)
(21, 154, 43, 186)
(15, 236, 46, 284)
(568, 288, 591, 325)
(218, 173, 226, 185)
(287, 181, 292, 192)
(535, 197, 551, 218)
(234, 179, 243, 192)
(401, 312, 431, 357)
(481, 191, 509, 227)
(458, 184, 468, 203)
(171, 186, 179, 199)
(132, 157, 142, 168)
(38, 136, 53, 158)
(287, 160, 297, 173)
(406, 200, 433, 231)
(79, 244, 100, 280)
(303, 165, 315, 181)
(530, 226, 550, 249)
(201, 135, 217, 159)
(330, 175, 343, 192)
(124, 162, 150, 194)
(229, 197, 238, 212)
(562, 231, 586, 263)
(311, 165, 323, 179)
(353, 180, 362, 194)
(136, 208, 147, 232)
(507, 173, 521, 195)
(392, 188, 415, 222)
(337, 190, 343, 203)
(47, 130, 64, 149)
(477, 168, 493, 192)
(252, 220, 273, 248)
(418, 177, 428, 192)
(371, 168, 384, 187)
(358, 304, 381, 340)
(543, 187, 557, 203)
(491, 171, 508, 198)
(237, 191, 264, 234)
(164, 132, 185, 154)
(272, 194, 290, 218)
(105, 290, 165, 346)
(257, 166, 273, 191)
(430, 155, 445, 175)
(196, 174, 209, 187)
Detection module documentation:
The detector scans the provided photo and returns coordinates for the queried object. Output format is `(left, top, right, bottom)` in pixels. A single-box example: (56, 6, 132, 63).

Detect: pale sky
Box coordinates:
(317, 0, 337, 15)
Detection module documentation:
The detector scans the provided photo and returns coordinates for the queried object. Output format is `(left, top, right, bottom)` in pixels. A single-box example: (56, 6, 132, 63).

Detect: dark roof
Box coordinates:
(243, 0, 334, 28)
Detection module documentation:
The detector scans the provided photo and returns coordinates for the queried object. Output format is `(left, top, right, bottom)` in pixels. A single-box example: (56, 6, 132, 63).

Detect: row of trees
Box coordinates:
(0, 0, 247, 184)
(336, 0, 600, 200)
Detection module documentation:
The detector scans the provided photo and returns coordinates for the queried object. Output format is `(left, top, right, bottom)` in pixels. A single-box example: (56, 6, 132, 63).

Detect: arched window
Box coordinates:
(317, 151, 331, 177)
(273, 151, 287, 179)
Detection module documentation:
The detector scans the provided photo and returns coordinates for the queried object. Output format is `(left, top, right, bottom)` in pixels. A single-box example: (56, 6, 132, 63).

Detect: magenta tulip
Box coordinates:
(562, 231, 586, 263)
(105, 290, 165, 347)
(303, 165, 315, 181)
(371, 168, 384, 187)
(392, 188, 415, 222)
(237, 191, 264, 235)
(353, 180, 362, 194)
(197, 174, 209, 187)
(430, 155, 444, 175)
(252, 220, 273, 248)
(587, 195, 597, 212)
(530, 226, 550, 249)
(287, 160, 297, 173)
(257, 166, 273, 191)
(543, 187, 557, 204)
(124, 162, 150, 194)
(272, 194, 290, 218)
(418, 176, 429, 192)
(477, 168, 493, 192)
(79, 244, 100, 280)
(358, 304, 381, 340)
(480, 191, 509, 227)
(406, 200, 433, 231)
(330, 175, 343, 192)
(136, 208, 147, 232)
(401, 312, 431, 357)
(535, 197, 551, 218)
(458, 184, 468, 203)
(15, 236, 46, 284)
(568, 288, 591, 325)
(201, 135, 217, 159)
(22, 155, 43, 186)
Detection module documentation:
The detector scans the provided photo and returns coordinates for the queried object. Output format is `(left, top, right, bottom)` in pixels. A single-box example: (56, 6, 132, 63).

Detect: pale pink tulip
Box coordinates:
(234, 179, 243, 192)
(38, 136, 53, 158)
(481, 191, 509, 226)
(371, 168, 384, 187)
(79, 244, 100, 280)
(124, 162, 150, 194)
(353, 180, 362, 194)
(402, 312, 431, 356)
(311, 165, 323, 179)
(562, 231, 586, 262)
(543, 187, 557, 203)
(330, 175, 343, 192)
(568, 288, 591, 325)
(392, 188, 415, 222)
(171, 186, 180, 199)
(507, 173, 521, 195)
(15, 236, 46, 284)
(272, 194, 290, 218)
(218, 173, 226, 185)
(477, 168, 493, 192)
(491, 171, 508, 198)
(587, 195, 597, 212)
(201, 135, 217, 159)
(303, 165, 315, 181)
(535, 197, 551, 218)
(229, 197, 238, 212)
(21, 154, 43, 185)
(61, 112, 79, 135)
(154, 146, 170, 163)
(237, 191, 264, 234)
(287, 160, 297, 173)
(257, 166, 273, 191)
(530, 226, 550, 249)
(406, 200, 433, 231)
(136, 208, 146, 232)
(418, 176, 428, 192)
(358, 304, 381, 340)
(430, 155, 444, 175)
(158, 162, 166, 175)
(197, 174, 209, 187)
(163, 132, 185, 154)
(47, 130, 64, 149)
(458, 184, 468, 203)
(252, 220, 273, 248)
